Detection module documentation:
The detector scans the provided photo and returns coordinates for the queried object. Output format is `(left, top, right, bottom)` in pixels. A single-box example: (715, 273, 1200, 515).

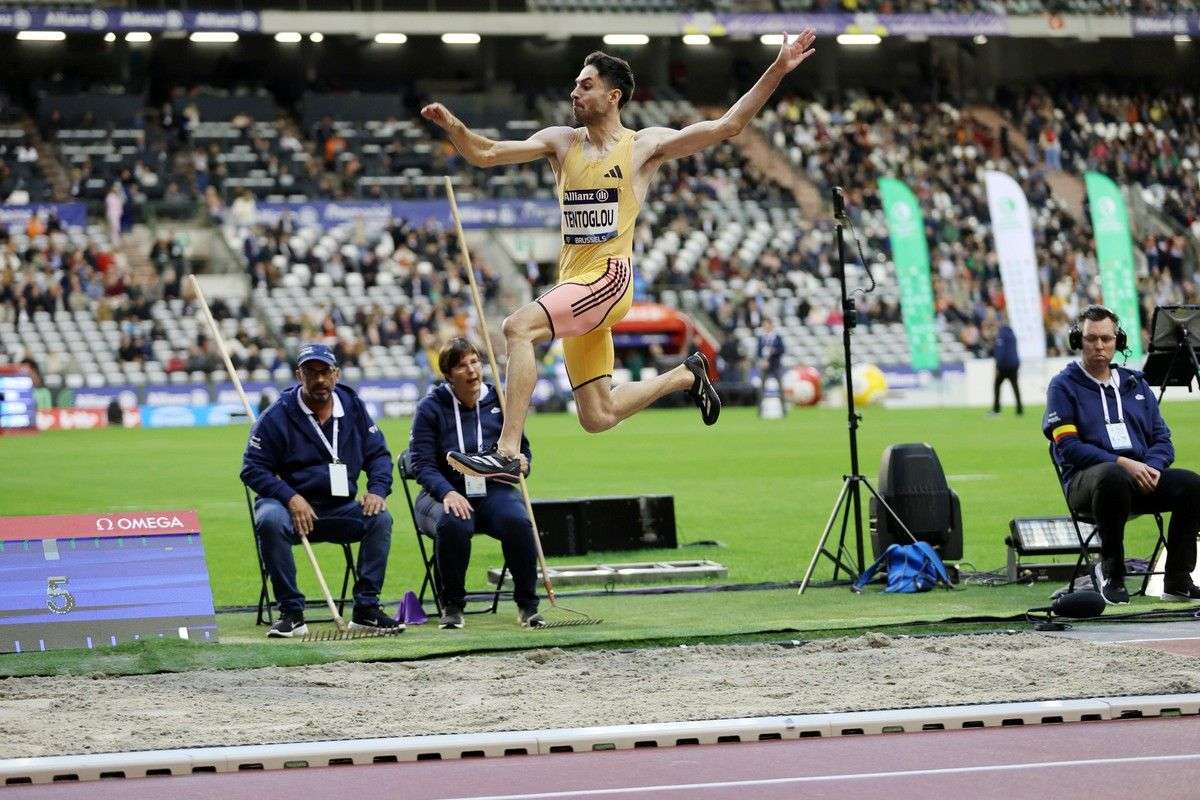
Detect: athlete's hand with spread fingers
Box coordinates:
(420, 103, 456, 130)
(443, 490, 474, 519)
(773, 29, 817, 74)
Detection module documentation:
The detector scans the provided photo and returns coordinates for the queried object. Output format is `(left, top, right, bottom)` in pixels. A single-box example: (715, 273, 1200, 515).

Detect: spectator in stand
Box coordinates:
(150, 232, 186, 275)
(230, 189, 257, 233)
(105, 183, 125, 245)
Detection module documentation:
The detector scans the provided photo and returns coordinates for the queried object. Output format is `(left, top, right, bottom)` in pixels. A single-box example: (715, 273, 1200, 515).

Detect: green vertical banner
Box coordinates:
(878, 177, 940, 370)
(1085, 172, 1143, 360)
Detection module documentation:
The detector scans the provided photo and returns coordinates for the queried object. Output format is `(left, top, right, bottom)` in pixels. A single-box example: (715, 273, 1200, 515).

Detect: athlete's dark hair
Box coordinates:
(438, 337, 482, 378)
(583, 51, 635, 109)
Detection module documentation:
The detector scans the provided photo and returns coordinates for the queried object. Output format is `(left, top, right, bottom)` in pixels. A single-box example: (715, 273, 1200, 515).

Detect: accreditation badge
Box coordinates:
(1106, 422, 1133, 451)
(329, 463, 351, 497)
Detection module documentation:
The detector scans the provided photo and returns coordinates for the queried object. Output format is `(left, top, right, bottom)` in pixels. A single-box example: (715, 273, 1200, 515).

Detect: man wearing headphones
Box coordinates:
(1043, 305, 1200, 605)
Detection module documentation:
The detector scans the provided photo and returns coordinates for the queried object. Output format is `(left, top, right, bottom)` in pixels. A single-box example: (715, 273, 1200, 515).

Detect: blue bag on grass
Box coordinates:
(852, 542, 953, 593)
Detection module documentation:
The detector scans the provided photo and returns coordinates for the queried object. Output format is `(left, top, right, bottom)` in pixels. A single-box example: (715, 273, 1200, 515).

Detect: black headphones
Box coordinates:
(1068, 304, 1128, 353)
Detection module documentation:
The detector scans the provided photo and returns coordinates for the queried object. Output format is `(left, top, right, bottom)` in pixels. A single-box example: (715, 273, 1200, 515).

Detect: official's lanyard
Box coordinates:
(452, 391, 483, 454)
(1093, 369, 1124, 424)
(307, 414, 340, 463)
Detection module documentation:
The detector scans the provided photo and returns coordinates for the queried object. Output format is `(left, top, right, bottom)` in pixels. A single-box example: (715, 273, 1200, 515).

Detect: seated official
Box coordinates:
(1043, 305, 1200, 605)
(241, 343, 401, 638)
(409, 338, 543, 630)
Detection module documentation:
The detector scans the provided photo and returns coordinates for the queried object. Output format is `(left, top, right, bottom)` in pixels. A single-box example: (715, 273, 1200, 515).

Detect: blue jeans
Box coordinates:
(254, 496, 392, 616)
(414, 486, 538, 612)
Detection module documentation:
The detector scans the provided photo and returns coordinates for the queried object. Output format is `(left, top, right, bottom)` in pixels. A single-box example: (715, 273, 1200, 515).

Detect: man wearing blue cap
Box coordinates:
(241, 343, 402, 637)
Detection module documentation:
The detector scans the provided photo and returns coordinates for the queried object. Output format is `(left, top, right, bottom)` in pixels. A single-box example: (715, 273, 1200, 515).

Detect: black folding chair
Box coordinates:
(1048, 442, 1167, 596)
(245, 485, 358, 626)
(397, 450, 509, 616)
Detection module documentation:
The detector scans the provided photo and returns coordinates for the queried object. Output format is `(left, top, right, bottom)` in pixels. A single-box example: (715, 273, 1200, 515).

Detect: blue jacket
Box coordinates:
(240, 384, 393, 509)
(408, 382, 532, 502)
(994, 325, 1020, 370)
(1043, 361, 1174, 487)
(757, 332, 785, 372)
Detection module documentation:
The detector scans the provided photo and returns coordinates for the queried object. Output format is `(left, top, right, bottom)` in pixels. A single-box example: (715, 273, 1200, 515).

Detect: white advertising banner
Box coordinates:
(984, 171, 1047, 363)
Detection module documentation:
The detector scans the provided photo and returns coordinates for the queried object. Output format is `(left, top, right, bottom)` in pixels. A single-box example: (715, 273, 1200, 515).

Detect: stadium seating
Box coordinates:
(1010, 87, 1200, 244)
(238, 213, 501, 380)
(9, 77, 1198, 393)
(0, 220, 281, 388)
(0, 125, 52, 205)
(757, 92, 1117, 357)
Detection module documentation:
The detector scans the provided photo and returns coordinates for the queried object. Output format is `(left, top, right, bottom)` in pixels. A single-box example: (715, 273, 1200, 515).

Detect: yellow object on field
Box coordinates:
(852, 363, 889, 406)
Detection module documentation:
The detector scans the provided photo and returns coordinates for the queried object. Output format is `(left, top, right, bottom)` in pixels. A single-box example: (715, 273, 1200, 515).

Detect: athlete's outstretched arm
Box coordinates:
(641, 29, 816, 164)
(421, 103, 570, 168)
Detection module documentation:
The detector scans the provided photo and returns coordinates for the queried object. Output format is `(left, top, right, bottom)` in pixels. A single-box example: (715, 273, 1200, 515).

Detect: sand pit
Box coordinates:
(3, 632, 1200, 759)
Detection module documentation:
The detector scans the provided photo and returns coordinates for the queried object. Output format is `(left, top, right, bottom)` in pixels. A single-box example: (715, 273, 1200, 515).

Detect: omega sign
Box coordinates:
(96, 515, 186, 532)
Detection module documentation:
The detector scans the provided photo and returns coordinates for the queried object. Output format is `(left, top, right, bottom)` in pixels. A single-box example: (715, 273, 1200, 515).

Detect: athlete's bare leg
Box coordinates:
(496, 301, 553, 457)
(573, 366, 694, 434)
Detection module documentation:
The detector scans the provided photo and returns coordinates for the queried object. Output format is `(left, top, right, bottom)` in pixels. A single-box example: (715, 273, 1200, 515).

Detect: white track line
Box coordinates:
(4, 695, 1200, 785)
(438, 754, 1200, 800)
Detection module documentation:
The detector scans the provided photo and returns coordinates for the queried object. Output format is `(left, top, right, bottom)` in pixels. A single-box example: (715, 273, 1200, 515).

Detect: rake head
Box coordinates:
(534, 602, 603, 630)
(537, 616, 604, 629)
(299, 626, 406, 643)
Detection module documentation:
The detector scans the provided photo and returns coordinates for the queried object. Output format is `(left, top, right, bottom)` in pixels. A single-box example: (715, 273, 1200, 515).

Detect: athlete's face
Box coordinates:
(571, 66, 619, 126)
(447, 351, 483, 405)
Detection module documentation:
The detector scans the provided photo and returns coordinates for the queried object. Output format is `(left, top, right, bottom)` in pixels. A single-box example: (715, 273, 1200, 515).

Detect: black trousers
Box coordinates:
(1067, 462, 1200, 584)
(993, 366, 1022, 414)
(414, 487, 539, 612)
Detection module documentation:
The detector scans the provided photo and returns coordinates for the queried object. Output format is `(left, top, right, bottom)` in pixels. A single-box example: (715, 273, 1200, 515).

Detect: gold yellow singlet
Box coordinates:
(535, 128, 640, 389)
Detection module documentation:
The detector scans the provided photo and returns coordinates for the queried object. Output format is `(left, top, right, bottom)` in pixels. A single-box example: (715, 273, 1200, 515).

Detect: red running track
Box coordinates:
(12, 716, 1200, 800)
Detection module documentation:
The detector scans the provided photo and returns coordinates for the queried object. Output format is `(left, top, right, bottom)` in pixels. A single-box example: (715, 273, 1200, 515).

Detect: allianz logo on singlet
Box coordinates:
(562, 187, 619, 245)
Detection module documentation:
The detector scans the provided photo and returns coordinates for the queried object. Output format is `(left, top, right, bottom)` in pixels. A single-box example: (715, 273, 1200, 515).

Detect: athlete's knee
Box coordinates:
(502, 312, 543, 343)
(501, 313, 526, 341)
(577, 405, 616, 434)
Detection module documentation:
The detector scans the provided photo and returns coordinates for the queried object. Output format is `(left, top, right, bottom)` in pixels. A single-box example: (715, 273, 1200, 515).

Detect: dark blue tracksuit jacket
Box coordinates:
(994, 325, 1020, 370)
(1042, 361, 1174, 488)
(408, 382, 532, 501)
(240, 384, 393, 508)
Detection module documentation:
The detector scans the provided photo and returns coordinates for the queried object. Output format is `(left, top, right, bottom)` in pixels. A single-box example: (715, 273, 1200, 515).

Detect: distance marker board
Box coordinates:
(0, 511, 218, 653)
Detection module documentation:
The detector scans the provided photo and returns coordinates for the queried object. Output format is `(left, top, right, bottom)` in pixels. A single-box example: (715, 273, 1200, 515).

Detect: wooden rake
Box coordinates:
(443, 176, 601, 629)
(188, 275, 402, 643)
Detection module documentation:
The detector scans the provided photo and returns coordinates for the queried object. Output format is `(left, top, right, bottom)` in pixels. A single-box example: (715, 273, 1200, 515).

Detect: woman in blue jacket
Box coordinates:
(409, 338, 542, 629)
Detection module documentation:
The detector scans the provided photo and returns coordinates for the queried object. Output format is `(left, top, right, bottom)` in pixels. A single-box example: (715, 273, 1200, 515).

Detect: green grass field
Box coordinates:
(3, 402, 1198, 676)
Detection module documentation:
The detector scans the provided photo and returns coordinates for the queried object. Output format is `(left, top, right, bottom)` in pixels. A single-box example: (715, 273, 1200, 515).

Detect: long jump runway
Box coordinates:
(12, 716, 1200, 800)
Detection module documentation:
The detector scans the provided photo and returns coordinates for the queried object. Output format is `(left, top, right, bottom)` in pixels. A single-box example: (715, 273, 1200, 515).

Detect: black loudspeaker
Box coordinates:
(870, 443, 963, 561)
(530, 495, 677, 557)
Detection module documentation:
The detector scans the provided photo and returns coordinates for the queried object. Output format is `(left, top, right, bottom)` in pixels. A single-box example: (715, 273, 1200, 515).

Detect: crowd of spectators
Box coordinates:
(759, 90, 1198, 360)
(8, 78, 1199, 388)
(241, 213, 502, 375)
(43, 86, 554, 211)
(0, 223, 133, 325)
(1010, 87, 1200, 244)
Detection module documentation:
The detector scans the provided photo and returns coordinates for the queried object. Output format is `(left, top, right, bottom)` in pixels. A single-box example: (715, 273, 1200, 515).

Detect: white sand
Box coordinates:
(2, 632, 1198, 758)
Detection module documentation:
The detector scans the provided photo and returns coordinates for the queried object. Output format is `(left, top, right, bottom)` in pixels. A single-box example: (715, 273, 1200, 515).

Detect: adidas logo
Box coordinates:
(602, 165, 623, 180)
